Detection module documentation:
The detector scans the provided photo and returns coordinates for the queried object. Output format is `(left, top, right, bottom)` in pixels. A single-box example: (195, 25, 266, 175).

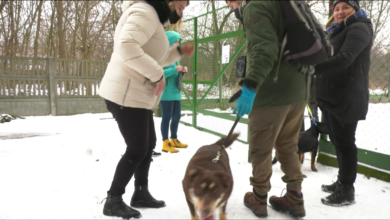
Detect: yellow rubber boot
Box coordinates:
(171, 138, 188, 148)
(162, 139, 179, 153)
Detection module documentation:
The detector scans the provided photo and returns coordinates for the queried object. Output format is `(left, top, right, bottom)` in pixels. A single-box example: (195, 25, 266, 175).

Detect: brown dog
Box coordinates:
(182, 134, 239, 220)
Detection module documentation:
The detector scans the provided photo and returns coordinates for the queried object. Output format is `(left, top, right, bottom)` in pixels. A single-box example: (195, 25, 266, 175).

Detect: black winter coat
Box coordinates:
(315, 18, 373, 124)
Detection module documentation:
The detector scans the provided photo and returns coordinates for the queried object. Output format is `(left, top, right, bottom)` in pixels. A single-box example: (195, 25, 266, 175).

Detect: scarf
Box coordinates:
(326, 9, 368, 37)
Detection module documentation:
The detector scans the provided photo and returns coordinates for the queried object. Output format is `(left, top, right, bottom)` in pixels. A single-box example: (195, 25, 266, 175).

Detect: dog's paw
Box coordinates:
(311, 168, 318, 172)
(303, 174, 307, 178)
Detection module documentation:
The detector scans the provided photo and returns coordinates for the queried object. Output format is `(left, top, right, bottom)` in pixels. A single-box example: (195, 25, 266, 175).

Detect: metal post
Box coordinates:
(47, 58, 57, 116)
(219, 45, 223, 108)
(192, 17, 198, 127)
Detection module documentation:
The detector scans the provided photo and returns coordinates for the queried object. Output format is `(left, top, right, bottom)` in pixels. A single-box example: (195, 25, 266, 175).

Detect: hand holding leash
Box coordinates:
(233, 86, 256, 117)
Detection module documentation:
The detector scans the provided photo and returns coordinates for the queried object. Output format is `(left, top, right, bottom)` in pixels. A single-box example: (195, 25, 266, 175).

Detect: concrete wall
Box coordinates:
(0, 97, 108, 116)
(0, 99, 51, 116)
(56, 98, 107, 115)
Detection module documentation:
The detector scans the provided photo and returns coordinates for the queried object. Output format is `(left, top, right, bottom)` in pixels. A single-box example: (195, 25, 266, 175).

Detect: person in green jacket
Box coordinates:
(226, 0, 307, 218)
(160, 31, 188, 153)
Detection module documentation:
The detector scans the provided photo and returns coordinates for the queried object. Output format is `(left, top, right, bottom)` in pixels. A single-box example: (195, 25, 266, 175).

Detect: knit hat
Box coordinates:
(165, 31, 181, 46)
(333, 0, 360, 12)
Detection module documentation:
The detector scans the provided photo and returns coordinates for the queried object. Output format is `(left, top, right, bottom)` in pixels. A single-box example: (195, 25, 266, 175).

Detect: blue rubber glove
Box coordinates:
(234, 86, 256, 117)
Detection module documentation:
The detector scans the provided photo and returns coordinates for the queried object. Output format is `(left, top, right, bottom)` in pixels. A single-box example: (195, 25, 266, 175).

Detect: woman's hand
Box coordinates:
(154, 77, 166, 96)
(179, 44, 195, 57)
(175, 65, 188, 73)
(176, 65, 183, 72)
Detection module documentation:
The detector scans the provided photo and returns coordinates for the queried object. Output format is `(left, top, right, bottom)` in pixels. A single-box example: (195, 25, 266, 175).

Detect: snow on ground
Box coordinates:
(182, 103, 390, 155)
(0, 113, 389, 219)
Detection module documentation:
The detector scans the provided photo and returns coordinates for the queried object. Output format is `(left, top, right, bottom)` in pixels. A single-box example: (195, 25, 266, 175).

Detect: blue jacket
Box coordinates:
(161, 31, 182, 101)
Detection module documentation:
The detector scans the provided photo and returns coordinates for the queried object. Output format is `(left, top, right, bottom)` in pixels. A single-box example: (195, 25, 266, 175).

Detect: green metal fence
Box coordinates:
(178, 6, 250, 144)
(179, 5, 390, 182)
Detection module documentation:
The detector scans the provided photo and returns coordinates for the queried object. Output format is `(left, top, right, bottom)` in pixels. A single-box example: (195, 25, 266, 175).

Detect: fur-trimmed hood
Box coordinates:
(122, 0, 171, 24)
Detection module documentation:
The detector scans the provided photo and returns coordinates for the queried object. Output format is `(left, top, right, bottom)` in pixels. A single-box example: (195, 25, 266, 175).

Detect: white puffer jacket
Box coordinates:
(98, 0, 181, 110)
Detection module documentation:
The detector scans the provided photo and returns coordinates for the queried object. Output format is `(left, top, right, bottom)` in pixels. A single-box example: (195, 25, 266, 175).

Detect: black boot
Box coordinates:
(103, 192, 141, 219)
(130, 185, 166, 208)
(321, 181, 337, 193)
(321, 182, 355, 207)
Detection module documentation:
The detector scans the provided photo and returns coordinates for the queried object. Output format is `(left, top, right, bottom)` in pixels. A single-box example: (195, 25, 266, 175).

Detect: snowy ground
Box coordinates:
(1, 113, 390, 219)
(182, 104, 390, 155)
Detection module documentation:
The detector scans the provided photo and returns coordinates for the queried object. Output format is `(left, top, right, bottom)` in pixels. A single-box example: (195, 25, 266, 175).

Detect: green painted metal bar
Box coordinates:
(319, 139, 390, 171)
(192, 126, 248, 145)
(198, 81, 214, 85)
(183, 81, 214, 85)
(181, 98, 232, 106)
(317, 153, 390, 183)
(192, 17, 198, 127)
(181, 85, 192, 106)
(196, 108, 248, 124)
(184, 30, 244, 45)
(219, 48, 223, 108)
(198, 39, 246, 107)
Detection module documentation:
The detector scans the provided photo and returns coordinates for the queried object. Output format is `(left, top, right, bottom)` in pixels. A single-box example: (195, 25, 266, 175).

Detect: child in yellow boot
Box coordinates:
(160, 31, 188, 153)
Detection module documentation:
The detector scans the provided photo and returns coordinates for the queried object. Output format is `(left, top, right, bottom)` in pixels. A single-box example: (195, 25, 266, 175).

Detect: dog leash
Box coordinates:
(212, 89, 244, 163)
(213, 116, 241, 163)
(306, 105, 317, 126)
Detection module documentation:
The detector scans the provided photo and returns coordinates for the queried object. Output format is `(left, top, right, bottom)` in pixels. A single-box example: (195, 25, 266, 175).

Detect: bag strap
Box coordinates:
(274, 34, 288, 83)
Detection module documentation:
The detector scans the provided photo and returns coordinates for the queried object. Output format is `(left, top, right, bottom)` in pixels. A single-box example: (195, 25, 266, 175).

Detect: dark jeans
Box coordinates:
(160, 101, 181, 141)
(322, 108, 358, 186)
(105, 100, 156, 196)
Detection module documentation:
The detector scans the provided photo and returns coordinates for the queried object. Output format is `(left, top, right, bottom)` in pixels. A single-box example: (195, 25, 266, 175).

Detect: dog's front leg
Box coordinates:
(186, 198, 199, 220)
(311, 149, 318, 172)
(219, 203, 227, 220)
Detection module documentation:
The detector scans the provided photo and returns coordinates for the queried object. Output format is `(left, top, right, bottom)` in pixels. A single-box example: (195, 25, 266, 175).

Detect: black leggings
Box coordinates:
(105, 100, 156, 196)
(322, 108, 358, 186)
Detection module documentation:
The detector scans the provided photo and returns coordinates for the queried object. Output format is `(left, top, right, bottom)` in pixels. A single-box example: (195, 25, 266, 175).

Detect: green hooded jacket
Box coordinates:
(161, 31, 182, 101)
(241, 1, 307, 108)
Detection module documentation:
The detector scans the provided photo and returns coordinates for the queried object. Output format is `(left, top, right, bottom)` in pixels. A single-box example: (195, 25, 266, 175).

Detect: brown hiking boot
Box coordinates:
(244, 192, 268, 218)
(269, 190, 305, 218)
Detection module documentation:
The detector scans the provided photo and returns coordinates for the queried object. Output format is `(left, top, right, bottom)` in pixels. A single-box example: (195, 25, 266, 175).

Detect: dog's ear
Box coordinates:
(215, 171, 232, 189)
(215, 133, 240, 148)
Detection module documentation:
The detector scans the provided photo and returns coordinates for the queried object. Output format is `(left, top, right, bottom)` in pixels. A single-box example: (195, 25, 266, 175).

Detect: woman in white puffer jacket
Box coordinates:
(99, 1, 193, 219)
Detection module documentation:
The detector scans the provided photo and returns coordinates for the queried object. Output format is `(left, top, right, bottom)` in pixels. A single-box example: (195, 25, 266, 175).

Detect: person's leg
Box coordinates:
(160, 101, 178, 153)
(320, 109, 340, 193)
(170, 101, 181, 139)
(249, 106, 290, 196)
(322, 109, 343, 177)
(160, 101, 174, 141)
(102, 100, 144, 218)
(131, 110, 165, 208)
(326, 114, 358, 185)
(268, 103, 306, 218)
(274, 102, 305, 192)
(320, 111, 357, 206)
(170, 101, 187, 148)
(245, 104, 295, 218)
(107, 102, 152, 196)
(134, 110, 156, 187)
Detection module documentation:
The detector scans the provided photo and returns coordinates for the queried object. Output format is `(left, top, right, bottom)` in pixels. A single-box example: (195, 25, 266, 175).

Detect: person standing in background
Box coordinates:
(315, 0, 373, 207)
(160, 31, 189, 153)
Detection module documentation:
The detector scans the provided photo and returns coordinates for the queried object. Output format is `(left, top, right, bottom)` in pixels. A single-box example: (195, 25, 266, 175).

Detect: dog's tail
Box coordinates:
(215, 133, 239, 148)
